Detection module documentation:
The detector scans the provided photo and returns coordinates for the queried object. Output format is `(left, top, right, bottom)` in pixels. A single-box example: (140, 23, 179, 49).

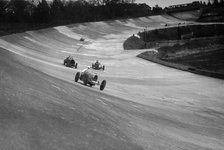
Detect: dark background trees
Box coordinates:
(33, 0, 51, 23)
(0, 0, 8, 22)
(0, 0, 153, 24)
(0, 0, 156, 35)
(1, 0, 222, 36)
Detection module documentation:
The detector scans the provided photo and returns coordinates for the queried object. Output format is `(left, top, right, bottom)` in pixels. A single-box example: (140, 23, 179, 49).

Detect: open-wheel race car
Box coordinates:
(64, 56, 78, 68)
(74, 69, 106, 91)
(92, 60, 105, 70)
(80, 38, 85, 41)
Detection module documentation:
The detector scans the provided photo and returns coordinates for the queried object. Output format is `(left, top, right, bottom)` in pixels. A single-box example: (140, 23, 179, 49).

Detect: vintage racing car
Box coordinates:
(64, 56, 78, 68)
(74, 69, 106, 91)
(80, 38, 85, 41)
(92, 60, 105, 70)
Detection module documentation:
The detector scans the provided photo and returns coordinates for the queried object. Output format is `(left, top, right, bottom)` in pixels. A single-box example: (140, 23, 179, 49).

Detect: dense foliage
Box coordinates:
(165, 0, 224, 13)
(0, 0, 155, 24)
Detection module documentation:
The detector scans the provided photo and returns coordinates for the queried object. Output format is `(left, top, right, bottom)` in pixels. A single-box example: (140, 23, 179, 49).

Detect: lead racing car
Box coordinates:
(64, 56, 78, 68)
(74, 68, 106, 91)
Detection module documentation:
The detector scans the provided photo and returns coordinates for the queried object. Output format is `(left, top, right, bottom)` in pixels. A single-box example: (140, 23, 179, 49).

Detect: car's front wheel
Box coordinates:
(100, 80, 106, 91)
(75, 72, 80, 82)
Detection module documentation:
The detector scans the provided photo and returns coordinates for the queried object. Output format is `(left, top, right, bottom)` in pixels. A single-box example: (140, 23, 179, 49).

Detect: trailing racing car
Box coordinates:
(92, 60, 105, 70)
(74, 68, 106, 91)
(64, 56, 78, 68)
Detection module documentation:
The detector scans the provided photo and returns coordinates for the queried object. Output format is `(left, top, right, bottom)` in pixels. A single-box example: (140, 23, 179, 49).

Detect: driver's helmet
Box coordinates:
(68, 55, 72, 60)
(87, 66, 91, 69)
(96, 60, 99, 63)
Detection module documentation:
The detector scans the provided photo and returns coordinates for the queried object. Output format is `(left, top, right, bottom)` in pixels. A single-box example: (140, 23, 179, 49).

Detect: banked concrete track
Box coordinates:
(0, 15, 224, 150)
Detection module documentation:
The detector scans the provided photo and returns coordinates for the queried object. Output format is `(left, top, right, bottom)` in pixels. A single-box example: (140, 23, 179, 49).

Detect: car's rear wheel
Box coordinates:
(75, 63, 78, 69)
(100, 80, 106, 91)
(102, 65, 105, 70)
(75, 72, 80, 82)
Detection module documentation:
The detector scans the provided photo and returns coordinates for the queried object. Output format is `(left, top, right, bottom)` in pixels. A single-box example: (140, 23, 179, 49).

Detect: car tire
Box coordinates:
(100, 80, 106, 91)
(75, 63, 78, 69)
(103, 65, 105, 70)
(75, 72, 80, 82)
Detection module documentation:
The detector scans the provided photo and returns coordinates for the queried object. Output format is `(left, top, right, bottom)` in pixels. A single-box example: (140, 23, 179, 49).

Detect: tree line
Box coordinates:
(0, 0, 158, 25)
(165, 0, 224, 12)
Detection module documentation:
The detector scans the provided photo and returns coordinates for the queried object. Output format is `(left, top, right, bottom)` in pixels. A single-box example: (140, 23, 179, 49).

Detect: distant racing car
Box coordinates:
(80, 38, 85, 41)
(74, 69, 106, 91)
(92, 60, 105, 70)
(64, 56, 78, 68)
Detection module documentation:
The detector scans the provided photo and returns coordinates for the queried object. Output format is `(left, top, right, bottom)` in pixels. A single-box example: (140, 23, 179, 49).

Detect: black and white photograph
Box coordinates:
(0, 0, 224, 150)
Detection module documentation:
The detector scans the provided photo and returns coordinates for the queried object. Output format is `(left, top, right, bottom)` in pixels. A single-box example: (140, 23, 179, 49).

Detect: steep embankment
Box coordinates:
(127, 22, 224, 79)
(169, 10, 201, 21)
(1, 15, 224, 150)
